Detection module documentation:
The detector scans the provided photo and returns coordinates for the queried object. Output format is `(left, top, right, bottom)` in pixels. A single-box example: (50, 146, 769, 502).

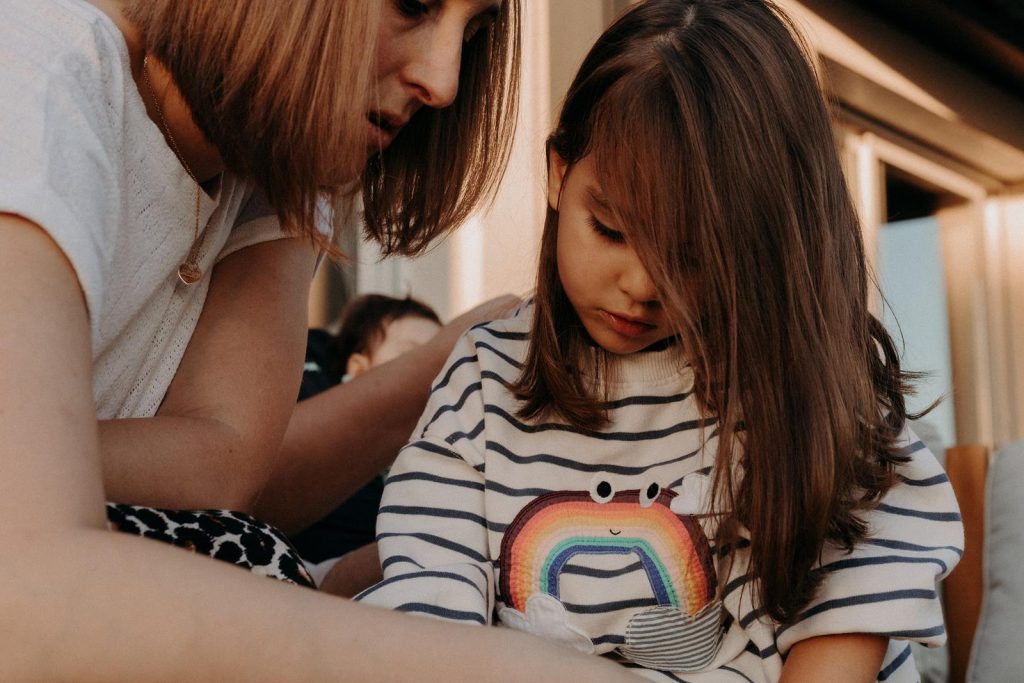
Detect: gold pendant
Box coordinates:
(177, 261, 202, 285)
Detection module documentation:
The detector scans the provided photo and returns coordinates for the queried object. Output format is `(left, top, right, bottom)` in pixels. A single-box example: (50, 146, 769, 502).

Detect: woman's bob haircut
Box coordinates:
(362, 1, 522, 257)
(127, 1, 379, 248)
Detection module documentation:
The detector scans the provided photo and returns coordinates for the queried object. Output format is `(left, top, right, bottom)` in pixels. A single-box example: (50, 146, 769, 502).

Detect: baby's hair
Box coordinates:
(514, 0, 919, 624)
(333, 294, 441, 374)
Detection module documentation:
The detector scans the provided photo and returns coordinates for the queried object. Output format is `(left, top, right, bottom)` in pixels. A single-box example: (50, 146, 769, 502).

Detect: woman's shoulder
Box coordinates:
(1, 0, 130, 94)
(1, 0, 134, 170)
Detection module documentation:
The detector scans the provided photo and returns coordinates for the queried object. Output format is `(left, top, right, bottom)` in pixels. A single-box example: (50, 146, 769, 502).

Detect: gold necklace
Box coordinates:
(142, 54, 205, 286)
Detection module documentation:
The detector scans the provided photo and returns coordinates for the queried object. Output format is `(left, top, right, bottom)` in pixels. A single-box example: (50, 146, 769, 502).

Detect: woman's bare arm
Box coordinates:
(0, 213, 637, 681)
(98, 237, 315, 512)
(254, 294, 519, 534)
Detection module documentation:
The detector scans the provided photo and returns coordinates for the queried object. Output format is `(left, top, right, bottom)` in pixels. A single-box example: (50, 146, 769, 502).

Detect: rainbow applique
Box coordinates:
(498, 486, 716, 616)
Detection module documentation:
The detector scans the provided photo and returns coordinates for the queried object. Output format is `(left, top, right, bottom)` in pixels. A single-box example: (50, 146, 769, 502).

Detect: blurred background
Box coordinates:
(310, 0, 1024, 458)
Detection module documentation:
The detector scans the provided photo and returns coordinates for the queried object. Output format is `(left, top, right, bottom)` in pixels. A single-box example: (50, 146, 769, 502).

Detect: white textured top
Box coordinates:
(0, 0, 289, 418)
(358, 303, 964, 682)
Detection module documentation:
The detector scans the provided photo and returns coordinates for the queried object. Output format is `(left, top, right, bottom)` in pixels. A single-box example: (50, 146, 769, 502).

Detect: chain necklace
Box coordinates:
(142, 54, 206, 286)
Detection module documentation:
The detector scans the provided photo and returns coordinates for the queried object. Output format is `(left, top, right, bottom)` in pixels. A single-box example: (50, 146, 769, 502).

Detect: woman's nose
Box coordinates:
(403, 33, 462, 109)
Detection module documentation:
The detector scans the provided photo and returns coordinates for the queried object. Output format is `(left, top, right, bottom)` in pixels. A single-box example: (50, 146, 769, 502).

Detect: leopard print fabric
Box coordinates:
(106, 503, 315, 588)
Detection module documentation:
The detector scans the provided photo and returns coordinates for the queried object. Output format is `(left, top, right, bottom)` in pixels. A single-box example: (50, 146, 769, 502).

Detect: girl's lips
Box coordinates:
(600, 310, 656, 338)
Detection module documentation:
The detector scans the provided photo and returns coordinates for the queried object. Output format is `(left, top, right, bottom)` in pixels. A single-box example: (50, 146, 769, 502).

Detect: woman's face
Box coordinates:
(368, 0, 501, 153)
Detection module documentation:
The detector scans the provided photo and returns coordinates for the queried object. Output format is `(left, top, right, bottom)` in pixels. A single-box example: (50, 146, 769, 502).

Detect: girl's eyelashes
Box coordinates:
(588, 216, 626, 244)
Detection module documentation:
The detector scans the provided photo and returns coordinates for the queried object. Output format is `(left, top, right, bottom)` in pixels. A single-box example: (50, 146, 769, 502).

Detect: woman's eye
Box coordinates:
(397, 0, 431, 18)
(588, 217, 625, 243)
(464, 14, 496, 43)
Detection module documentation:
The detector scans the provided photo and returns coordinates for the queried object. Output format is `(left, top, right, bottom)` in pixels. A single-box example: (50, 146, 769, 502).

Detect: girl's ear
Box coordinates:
(547, 148, 569, 212)
(346, 352, 372, 378)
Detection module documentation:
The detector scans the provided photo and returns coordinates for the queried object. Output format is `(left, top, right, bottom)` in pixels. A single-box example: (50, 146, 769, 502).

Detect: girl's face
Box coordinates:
(369, 0, 501, 153)
(548, 153, 672, 355)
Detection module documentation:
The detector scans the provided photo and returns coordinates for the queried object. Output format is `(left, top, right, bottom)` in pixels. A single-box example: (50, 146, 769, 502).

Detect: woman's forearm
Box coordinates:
(255, 295, 519, 535)
(2, 527, 638, 682)
(99, 415, 270, 511)
(255, 334, 453, 533)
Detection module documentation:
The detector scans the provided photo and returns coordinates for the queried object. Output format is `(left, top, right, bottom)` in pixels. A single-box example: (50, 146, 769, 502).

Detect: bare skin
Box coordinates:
(781, 633, 889, 682)
(319, 543, 385, 598)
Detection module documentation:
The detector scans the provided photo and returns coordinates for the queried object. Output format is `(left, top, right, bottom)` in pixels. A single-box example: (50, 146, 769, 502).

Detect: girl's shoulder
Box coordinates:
(444, 300, 533, 385)
(464, 298, 534, 345)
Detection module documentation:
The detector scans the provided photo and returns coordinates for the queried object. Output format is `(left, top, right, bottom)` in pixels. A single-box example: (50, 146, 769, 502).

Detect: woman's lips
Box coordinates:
(366, 118, 395, 150)
(366, 112, 407, 151)
(600, 310, 656, 338)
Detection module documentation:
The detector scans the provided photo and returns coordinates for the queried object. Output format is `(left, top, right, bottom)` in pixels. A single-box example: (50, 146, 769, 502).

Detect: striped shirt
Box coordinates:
(357, 304, 963, 682)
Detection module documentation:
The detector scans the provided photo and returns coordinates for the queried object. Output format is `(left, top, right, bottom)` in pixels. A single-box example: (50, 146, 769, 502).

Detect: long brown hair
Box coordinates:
(361, 1, 522, 257)
(514, 0, 919, 624)
(127, 1, 379, 245)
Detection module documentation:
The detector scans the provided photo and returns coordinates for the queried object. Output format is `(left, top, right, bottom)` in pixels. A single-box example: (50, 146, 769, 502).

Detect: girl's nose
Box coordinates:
(403, 34, 462, 109)
(619, 251, 660, 305)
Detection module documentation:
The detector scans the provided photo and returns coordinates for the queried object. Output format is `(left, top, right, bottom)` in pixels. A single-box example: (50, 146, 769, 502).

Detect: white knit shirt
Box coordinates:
(0, 0, 288, 418)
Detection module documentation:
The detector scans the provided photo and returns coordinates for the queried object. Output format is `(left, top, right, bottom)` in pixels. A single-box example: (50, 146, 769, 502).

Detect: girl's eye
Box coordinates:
(396, 0, 431, 18)
(588, 217, 625, 243)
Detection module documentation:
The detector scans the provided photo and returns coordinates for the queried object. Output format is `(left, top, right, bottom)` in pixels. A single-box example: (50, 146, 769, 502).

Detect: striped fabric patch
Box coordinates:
(620, 600, 724, 672)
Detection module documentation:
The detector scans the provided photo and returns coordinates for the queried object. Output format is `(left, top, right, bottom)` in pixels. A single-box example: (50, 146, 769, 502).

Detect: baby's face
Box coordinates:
(368, 315, 443, 367)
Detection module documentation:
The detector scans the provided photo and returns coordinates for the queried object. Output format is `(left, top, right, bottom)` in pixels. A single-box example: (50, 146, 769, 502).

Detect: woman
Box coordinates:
(0, 0, 634, 679)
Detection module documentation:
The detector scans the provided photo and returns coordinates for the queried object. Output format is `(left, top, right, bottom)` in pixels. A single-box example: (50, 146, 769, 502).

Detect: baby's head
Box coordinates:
(335, 295, 442, 378)
(520, 0, 864, 427)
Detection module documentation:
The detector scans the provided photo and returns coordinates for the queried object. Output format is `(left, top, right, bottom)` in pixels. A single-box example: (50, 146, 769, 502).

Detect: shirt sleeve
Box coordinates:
(0, 24, 121, 335)
(355, 332, 495, 625)
(218, 189, 335, 264)
(776, 427, 964, 653)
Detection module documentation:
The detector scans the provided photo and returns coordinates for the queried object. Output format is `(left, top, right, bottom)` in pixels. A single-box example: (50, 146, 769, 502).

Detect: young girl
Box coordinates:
(357, 1, 963, 680)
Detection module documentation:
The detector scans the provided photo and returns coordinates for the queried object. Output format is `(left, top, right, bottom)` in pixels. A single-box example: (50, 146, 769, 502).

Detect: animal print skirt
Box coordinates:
(106, 503, 315, 589)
